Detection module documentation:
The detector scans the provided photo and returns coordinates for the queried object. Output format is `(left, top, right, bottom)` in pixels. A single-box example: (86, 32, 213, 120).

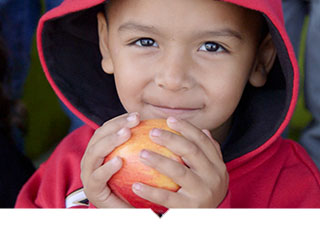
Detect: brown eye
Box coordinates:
(199, 42, 225, 52)
(135, 38, 158, 47)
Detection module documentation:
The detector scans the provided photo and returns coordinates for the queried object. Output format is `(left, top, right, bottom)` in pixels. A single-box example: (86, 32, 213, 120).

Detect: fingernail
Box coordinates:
(117, 128, 127, 136)
(127, 113, 138, 122)
(167, 116, 177, 123)
(140, 150, 150, 159)
(202, 129, 210, 136)
(111, 156, 121, 164)
(150, 128, 161, 137)
(132, 183, 142, 191)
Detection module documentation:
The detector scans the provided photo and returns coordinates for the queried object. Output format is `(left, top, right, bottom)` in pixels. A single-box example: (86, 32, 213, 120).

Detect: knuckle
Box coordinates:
(156, 191, 170, 204)
(109, 133, 121, 146)
(214, 163, 228, 184)
(86, 143, 99, 156)
(204, 187, 214, 199)
(91, 170, 102, 182)
(214, 173, 224, 186)
(162, 130, 175, 141)
(97, 191, 111, 205)
(175, 165, 188, 179)
(93, 127, 104, 137)
(201, 189, 214, 207)
(188, 144, 200, 157)
(210, 170, 228, 190)
(223, 170, 230, 187)
(198, 132, 209, 144)
(152, 160, 163, 170)
(90, 171, 99, 182)
(221, 164, 228, 176)
(150, 157, 160, 169)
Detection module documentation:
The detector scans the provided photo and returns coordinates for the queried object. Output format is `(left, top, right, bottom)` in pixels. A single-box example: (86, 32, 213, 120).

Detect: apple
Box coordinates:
(104, 119, 184, 214)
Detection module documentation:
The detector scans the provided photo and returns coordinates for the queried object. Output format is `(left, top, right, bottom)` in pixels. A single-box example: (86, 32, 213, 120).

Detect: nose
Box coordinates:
(155, 50, 194, 92)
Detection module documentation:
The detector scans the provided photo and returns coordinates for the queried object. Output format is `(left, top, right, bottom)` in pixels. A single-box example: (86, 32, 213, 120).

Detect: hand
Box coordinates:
(131, 117, 229, 208)
(80, 112, 140, 208)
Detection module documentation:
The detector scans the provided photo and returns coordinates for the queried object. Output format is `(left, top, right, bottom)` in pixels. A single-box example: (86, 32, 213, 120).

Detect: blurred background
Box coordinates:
(21, 0, 70, 166)
(288, 17, 312, 140)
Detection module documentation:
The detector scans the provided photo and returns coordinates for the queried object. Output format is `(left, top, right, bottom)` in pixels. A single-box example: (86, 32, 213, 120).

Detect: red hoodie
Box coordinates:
(15, 0, 320, 209)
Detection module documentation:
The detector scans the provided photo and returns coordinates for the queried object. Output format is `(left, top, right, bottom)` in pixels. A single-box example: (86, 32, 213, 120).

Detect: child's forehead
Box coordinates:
(107, 0, 259, 20)
(106, 0, 262, 31)
(106, 0, 264, 43)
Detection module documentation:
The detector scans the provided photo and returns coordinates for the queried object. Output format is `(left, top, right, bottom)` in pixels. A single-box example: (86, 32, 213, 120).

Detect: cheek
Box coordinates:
(208, 82, 245, 120)
(114, 72, 138, 111)
(112, 59, 152, 112)
(217, 81, 246, 109)
(203, 63, 250, 123)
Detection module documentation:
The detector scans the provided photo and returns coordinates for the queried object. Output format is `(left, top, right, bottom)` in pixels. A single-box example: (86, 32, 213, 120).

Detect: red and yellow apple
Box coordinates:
(104, 119, 184, 214)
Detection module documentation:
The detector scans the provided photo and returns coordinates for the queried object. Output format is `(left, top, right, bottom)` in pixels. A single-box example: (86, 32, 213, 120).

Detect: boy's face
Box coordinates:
(99, 0, 269, 140)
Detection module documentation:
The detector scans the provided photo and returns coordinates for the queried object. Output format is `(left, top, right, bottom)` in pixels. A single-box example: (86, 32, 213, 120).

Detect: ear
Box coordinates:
(249, 33, 277, 87)
(97, 12, 114, 74)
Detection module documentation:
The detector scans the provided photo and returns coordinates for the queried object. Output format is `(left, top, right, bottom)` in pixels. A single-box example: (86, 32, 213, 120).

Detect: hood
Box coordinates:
(37, 0, 299, 163)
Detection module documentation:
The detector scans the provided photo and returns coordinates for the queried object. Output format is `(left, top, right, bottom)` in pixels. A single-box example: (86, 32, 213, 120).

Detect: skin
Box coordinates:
(80, 0, 277, 208)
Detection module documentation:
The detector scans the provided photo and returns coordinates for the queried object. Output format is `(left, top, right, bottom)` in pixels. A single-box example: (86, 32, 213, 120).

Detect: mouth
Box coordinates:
(146, 102, 203, 118)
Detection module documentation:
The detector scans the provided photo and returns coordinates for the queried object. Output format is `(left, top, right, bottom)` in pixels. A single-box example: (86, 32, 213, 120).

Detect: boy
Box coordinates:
(16, 0, 320, 209)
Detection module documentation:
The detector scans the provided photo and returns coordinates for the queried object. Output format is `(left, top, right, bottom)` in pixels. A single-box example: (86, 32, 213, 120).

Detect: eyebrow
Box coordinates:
(118, 22, 243, 40)
(195, 29, 243, 40)
(118, 22, 160, 35)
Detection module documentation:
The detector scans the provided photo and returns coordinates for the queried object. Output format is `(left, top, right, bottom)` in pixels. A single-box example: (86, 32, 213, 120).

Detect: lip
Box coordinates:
(146, 102, 202, 117)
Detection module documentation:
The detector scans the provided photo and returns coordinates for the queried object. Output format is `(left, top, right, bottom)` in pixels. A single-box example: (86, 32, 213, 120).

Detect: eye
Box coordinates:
(134, 38, 159, 47)
(199, 42, 225, 53)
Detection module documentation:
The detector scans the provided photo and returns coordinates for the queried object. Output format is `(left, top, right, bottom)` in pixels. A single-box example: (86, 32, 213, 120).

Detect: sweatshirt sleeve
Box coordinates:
(15, 164, 49, 208)
(15, 126, 94, 208)
(268, 141, 320, 208)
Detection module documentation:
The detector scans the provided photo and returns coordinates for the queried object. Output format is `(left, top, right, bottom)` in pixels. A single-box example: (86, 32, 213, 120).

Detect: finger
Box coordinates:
(86, 156, 122, 192)
(166, 117, 222, 163)
(132, 183, 188, 209)
(81, 127, 131, 182)
(101, 193, 133, 208)
(149, 127, 213, 174)
(88, 112, 140, 147)
(84, 156, 121, 199)
(202, 129, 223, 159)
(139, 150, 201, 191)
(84, 157, 132, 208)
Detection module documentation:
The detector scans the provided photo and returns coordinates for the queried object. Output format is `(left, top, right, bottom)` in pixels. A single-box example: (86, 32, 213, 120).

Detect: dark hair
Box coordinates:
(0, 39, 7, 81)
(103, 1, 110, 26)
(0, 38, 28, 138)
(260, 16, 270, 42)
